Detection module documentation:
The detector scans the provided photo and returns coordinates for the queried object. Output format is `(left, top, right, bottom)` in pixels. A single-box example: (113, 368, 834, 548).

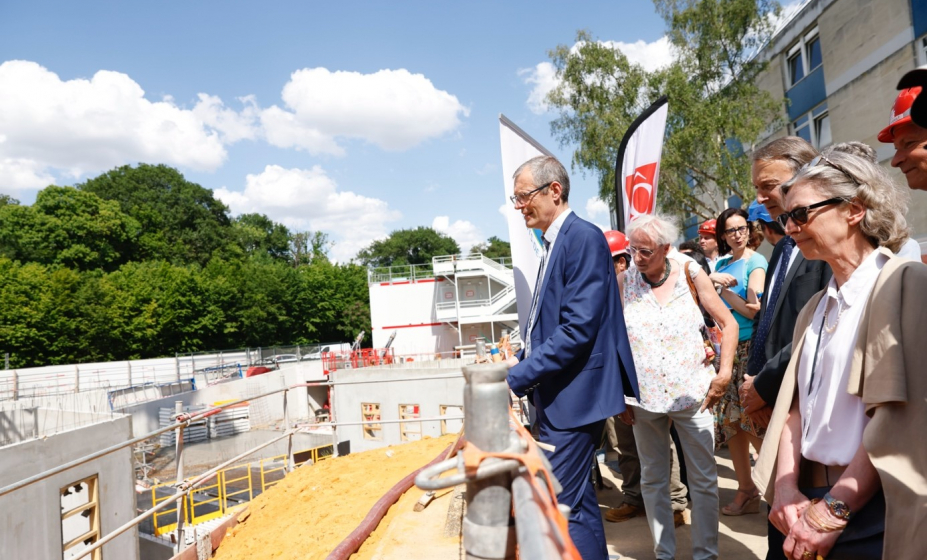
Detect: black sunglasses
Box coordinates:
(776, 197, 846, 228)
(509, 182, 552, 205)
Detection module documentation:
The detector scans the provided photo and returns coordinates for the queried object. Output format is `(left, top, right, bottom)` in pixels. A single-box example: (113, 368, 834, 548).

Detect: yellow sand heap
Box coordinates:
(213, 434, 458, 560)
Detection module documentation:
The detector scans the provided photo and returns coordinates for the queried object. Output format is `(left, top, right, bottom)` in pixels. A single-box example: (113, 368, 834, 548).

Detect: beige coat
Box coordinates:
(753, 249, 927, 560)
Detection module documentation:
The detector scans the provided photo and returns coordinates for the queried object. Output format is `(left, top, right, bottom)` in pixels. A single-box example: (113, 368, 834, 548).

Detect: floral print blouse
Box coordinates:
(623, 260, 715, 413)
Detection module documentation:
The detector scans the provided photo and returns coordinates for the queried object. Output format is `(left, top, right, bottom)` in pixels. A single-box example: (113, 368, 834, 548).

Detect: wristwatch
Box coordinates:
(822, 492, 852, 521)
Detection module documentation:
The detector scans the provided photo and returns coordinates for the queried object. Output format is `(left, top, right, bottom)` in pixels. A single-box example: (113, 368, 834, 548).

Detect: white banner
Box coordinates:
(615, 96, 669, 230)
(499, 115, 555, 332)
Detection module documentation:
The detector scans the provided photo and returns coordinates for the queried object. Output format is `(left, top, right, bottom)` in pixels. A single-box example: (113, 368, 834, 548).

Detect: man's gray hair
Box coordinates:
(781, 150, 910, 253)
(513, 155, 571, 202)
(752, 136, 818, 176)
(627, 213, 680, 246)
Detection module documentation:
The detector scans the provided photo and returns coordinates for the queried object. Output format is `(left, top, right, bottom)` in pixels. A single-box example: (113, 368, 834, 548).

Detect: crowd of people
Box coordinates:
(504, 65, 927, 560)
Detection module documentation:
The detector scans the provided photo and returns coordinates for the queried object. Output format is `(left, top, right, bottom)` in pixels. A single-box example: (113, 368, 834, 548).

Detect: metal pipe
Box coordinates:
(462, 362, 515, 559)
(173, 401, 186, 553)
(284, 389, 294, 473)
(510, 475, 562, 560)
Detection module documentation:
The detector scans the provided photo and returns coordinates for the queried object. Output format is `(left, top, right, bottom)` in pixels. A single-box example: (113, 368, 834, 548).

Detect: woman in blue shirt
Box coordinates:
(710, 207, 768, 516)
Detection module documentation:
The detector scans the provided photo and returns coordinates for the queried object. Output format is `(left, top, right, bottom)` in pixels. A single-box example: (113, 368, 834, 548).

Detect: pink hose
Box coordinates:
(325, 440, 462, 560)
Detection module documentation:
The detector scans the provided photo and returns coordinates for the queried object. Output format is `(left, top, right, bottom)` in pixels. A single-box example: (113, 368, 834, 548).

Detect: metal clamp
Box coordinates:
(415, 454, 523, 491)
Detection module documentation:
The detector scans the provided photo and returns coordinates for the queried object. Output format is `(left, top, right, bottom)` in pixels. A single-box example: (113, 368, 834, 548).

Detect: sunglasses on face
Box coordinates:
(509, 182, 552, 206)
(776, 197, 846, 228)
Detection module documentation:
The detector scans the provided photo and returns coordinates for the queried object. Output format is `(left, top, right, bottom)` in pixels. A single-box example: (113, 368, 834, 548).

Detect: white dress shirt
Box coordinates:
(797, 248, 887, 466)
(524, 208, 573, 356)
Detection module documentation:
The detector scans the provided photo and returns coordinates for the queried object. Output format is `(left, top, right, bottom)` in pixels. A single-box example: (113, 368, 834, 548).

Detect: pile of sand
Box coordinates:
(212, 434, 458, 560)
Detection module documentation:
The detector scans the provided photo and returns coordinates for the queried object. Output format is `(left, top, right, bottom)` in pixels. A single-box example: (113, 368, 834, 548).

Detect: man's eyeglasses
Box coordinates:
(723, 225, 749, 237)
(509, 182, 552, 206)
(805, 154, 860, 186)
(776, 197, 846, 228)
(628, 246, 656, 258)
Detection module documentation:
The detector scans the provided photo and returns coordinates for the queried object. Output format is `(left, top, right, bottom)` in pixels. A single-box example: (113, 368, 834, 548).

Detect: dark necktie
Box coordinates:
(524, 237, 550, 357)
(747, 236, 796, 376)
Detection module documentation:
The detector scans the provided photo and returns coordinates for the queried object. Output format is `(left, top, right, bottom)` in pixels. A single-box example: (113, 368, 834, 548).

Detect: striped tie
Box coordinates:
(747, 236, 796, 376)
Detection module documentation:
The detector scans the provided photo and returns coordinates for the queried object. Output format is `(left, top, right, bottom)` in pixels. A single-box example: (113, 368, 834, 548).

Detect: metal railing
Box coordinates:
(367, 263, 436, 283)
(0, 375, 466, 557)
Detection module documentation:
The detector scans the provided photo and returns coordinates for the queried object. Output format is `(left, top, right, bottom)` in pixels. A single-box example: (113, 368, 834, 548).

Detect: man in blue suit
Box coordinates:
(505, 155, 639, 560)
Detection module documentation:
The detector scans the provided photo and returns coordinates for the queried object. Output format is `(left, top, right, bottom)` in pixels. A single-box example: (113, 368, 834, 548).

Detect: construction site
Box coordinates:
(0, 253, 769, 560)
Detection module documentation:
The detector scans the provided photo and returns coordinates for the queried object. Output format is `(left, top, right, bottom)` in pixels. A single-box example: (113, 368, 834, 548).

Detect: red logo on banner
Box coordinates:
(625, 162, 658, 220)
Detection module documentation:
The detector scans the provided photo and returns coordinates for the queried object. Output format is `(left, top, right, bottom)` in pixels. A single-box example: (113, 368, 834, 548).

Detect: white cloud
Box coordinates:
(214, 165, 401, 262)
(521, 37, 674, 114)
(432, 215, 483, 253)
(261, 67, 470, 154)
(585, 196, 610, 220)
(0, 158, 56, 194)
(192, 93, 260, 143)
(0, 60, 229, 190)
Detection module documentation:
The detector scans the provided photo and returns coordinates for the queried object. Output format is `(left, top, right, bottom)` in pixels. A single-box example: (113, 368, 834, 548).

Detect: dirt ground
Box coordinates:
(211, 434, 458, 560)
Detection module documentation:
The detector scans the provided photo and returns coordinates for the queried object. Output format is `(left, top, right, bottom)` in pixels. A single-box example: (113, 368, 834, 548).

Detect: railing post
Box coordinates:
(173, 400, 186, 553)
(175, 353, 181, 383)
(11, 369, 18, 401)
(462, 362, 515, 560)
(284, 389, 294, 472)
(330, 371, 338, 458)
(74, 365, 80, 394)
(127, 360, 133, 388)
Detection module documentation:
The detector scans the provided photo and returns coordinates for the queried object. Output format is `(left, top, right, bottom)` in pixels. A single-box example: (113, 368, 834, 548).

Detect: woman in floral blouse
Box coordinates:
(617, 214, 738, 560)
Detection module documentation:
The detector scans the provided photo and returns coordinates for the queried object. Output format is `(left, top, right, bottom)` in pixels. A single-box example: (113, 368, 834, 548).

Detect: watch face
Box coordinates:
(825, 495, 851, 519)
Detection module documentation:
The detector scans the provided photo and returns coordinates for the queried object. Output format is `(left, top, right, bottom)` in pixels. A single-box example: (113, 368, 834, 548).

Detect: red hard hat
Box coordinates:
(878, 87, 922, 143)
(604, 230, 628, 257)
(698, 219, 716, 236)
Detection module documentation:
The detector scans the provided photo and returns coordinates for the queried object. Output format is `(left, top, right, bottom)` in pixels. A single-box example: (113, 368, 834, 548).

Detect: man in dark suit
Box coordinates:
(506, 155, 639, 560)
(741, 136, 832, 560)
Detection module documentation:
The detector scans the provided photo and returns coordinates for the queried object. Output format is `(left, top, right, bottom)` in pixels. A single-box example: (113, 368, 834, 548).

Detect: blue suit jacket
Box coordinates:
(508, 212, 639, 430)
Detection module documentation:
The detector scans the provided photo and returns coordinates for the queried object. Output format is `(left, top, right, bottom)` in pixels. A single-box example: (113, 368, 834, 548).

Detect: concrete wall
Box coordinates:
(0, 412, 138, 560)
(330, 366, 465, 453)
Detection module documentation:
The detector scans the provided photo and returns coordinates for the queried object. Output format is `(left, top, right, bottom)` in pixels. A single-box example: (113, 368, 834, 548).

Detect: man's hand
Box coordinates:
(505, 355, 519, 368)
(618, 408, 635, 426)
(700, 372, 731, 412)
(740, 375, 767, 414)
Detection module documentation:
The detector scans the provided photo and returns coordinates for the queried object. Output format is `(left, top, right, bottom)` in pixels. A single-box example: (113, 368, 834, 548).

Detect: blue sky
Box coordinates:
(0, 1, 674, 260)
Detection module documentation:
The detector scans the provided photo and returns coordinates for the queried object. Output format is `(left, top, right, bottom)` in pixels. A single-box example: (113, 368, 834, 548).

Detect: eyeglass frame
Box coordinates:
(776, 197, 847, 228)
(509, 182, 553, 206)
(723, 225, 750, 237)
(628, 245, 657, 258)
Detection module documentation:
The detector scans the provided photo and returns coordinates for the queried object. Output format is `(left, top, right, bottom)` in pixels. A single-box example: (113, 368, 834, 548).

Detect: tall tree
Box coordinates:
(77, 164, 233, 264)
(471, 236, 512, 260)
(231, 213, 291, 261)
(289, 230, 332, 267)
(547, 0, 782, 220)
(355, 226, 459, 268)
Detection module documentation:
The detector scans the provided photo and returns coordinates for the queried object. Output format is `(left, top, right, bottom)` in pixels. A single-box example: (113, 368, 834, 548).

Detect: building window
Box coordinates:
(362, 403, 382, 440)
(440, 405, 464, 435)
(399, 404, 422, 442)
(792, 103, 831, 149)
(787, 27, 822, 88)
(919, 35, 927, 66)
(61, 475, 101, 560)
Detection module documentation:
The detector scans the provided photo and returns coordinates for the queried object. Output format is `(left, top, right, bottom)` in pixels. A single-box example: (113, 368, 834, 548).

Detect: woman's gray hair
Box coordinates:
(781, 150, 910, 252)
(512, 156, 571, 202)
(627, 213, 680, 246)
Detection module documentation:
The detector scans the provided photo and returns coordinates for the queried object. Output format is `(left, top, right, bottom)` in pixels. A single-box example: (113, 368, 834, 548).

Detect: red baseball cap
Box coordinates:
(698, 219, 716, 236)
(878, 86, 922, 143)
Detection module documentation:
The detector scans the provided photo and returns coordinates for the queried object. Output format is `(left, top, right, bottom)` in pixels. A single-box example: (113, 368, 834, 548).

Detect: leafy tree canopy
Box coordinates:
(547, 0, 782, 220)
(471, 236, 512, 260)
(356, 226, 460, 268)
(232, 213, 292, 261)
(77, 164, 233, 264)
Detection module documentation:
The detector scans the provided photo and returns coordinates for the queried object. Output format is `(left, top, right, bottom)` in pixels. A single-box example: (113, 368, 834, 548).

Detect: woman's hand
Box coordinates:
(710, 272, 738, 288)
(783, 500, 844, 560)
(618, 408, 635, 426)
(700, 372, 731, 412)
(769, 484, 811, 537)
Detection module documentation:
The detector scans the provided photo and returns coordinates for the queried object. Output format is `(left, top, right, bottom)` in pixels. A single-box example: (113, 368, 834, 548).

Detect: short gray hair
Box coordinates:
(627, 213, 680, 246)
(781, 150, 910, 253)
(752, 136, 818, 176)
(513, 156, 571, 202)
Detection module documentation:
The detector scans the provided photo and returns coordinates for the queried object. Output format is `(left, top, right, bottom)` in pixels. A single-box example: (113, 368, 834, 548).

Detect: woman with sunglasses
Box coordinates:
(617, 214, 739, 560)
(753, 149, 927, 560)
(709, 207, 768, 516)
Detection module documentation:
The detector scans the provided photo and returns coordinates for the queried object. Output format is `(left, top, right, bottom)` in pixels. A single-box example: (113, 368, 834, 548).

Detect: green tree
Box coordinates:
(289, 230, 332, 267)
(547, 0, 782, 220)
(77, 164, 233, 264)
(0, 186, 139, 271)
(356, 226, 460, 268)
(471, 236, 512, 260)
(231, 213, 291, 261)
(0, 194, 18, 207)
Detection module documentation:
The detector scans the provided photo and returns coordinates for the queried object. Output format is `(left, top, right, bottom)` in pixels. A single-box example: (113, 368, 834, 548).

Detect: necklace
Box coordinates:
(643, 258, 672, 288)
(822, 295, 846, 333)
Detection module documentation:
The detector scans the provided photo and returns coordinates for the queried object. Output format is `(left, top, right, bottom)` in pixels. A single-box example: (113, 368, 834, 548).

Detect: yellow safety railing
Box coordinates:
(151, 443, 332, 536)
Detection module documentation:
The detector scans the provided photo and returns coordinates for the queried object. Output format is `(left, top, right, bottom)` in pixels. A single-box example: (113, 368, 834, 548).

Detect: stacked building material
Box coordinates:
(208, 403, 251, 438)
(159, 405, 208, 446)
